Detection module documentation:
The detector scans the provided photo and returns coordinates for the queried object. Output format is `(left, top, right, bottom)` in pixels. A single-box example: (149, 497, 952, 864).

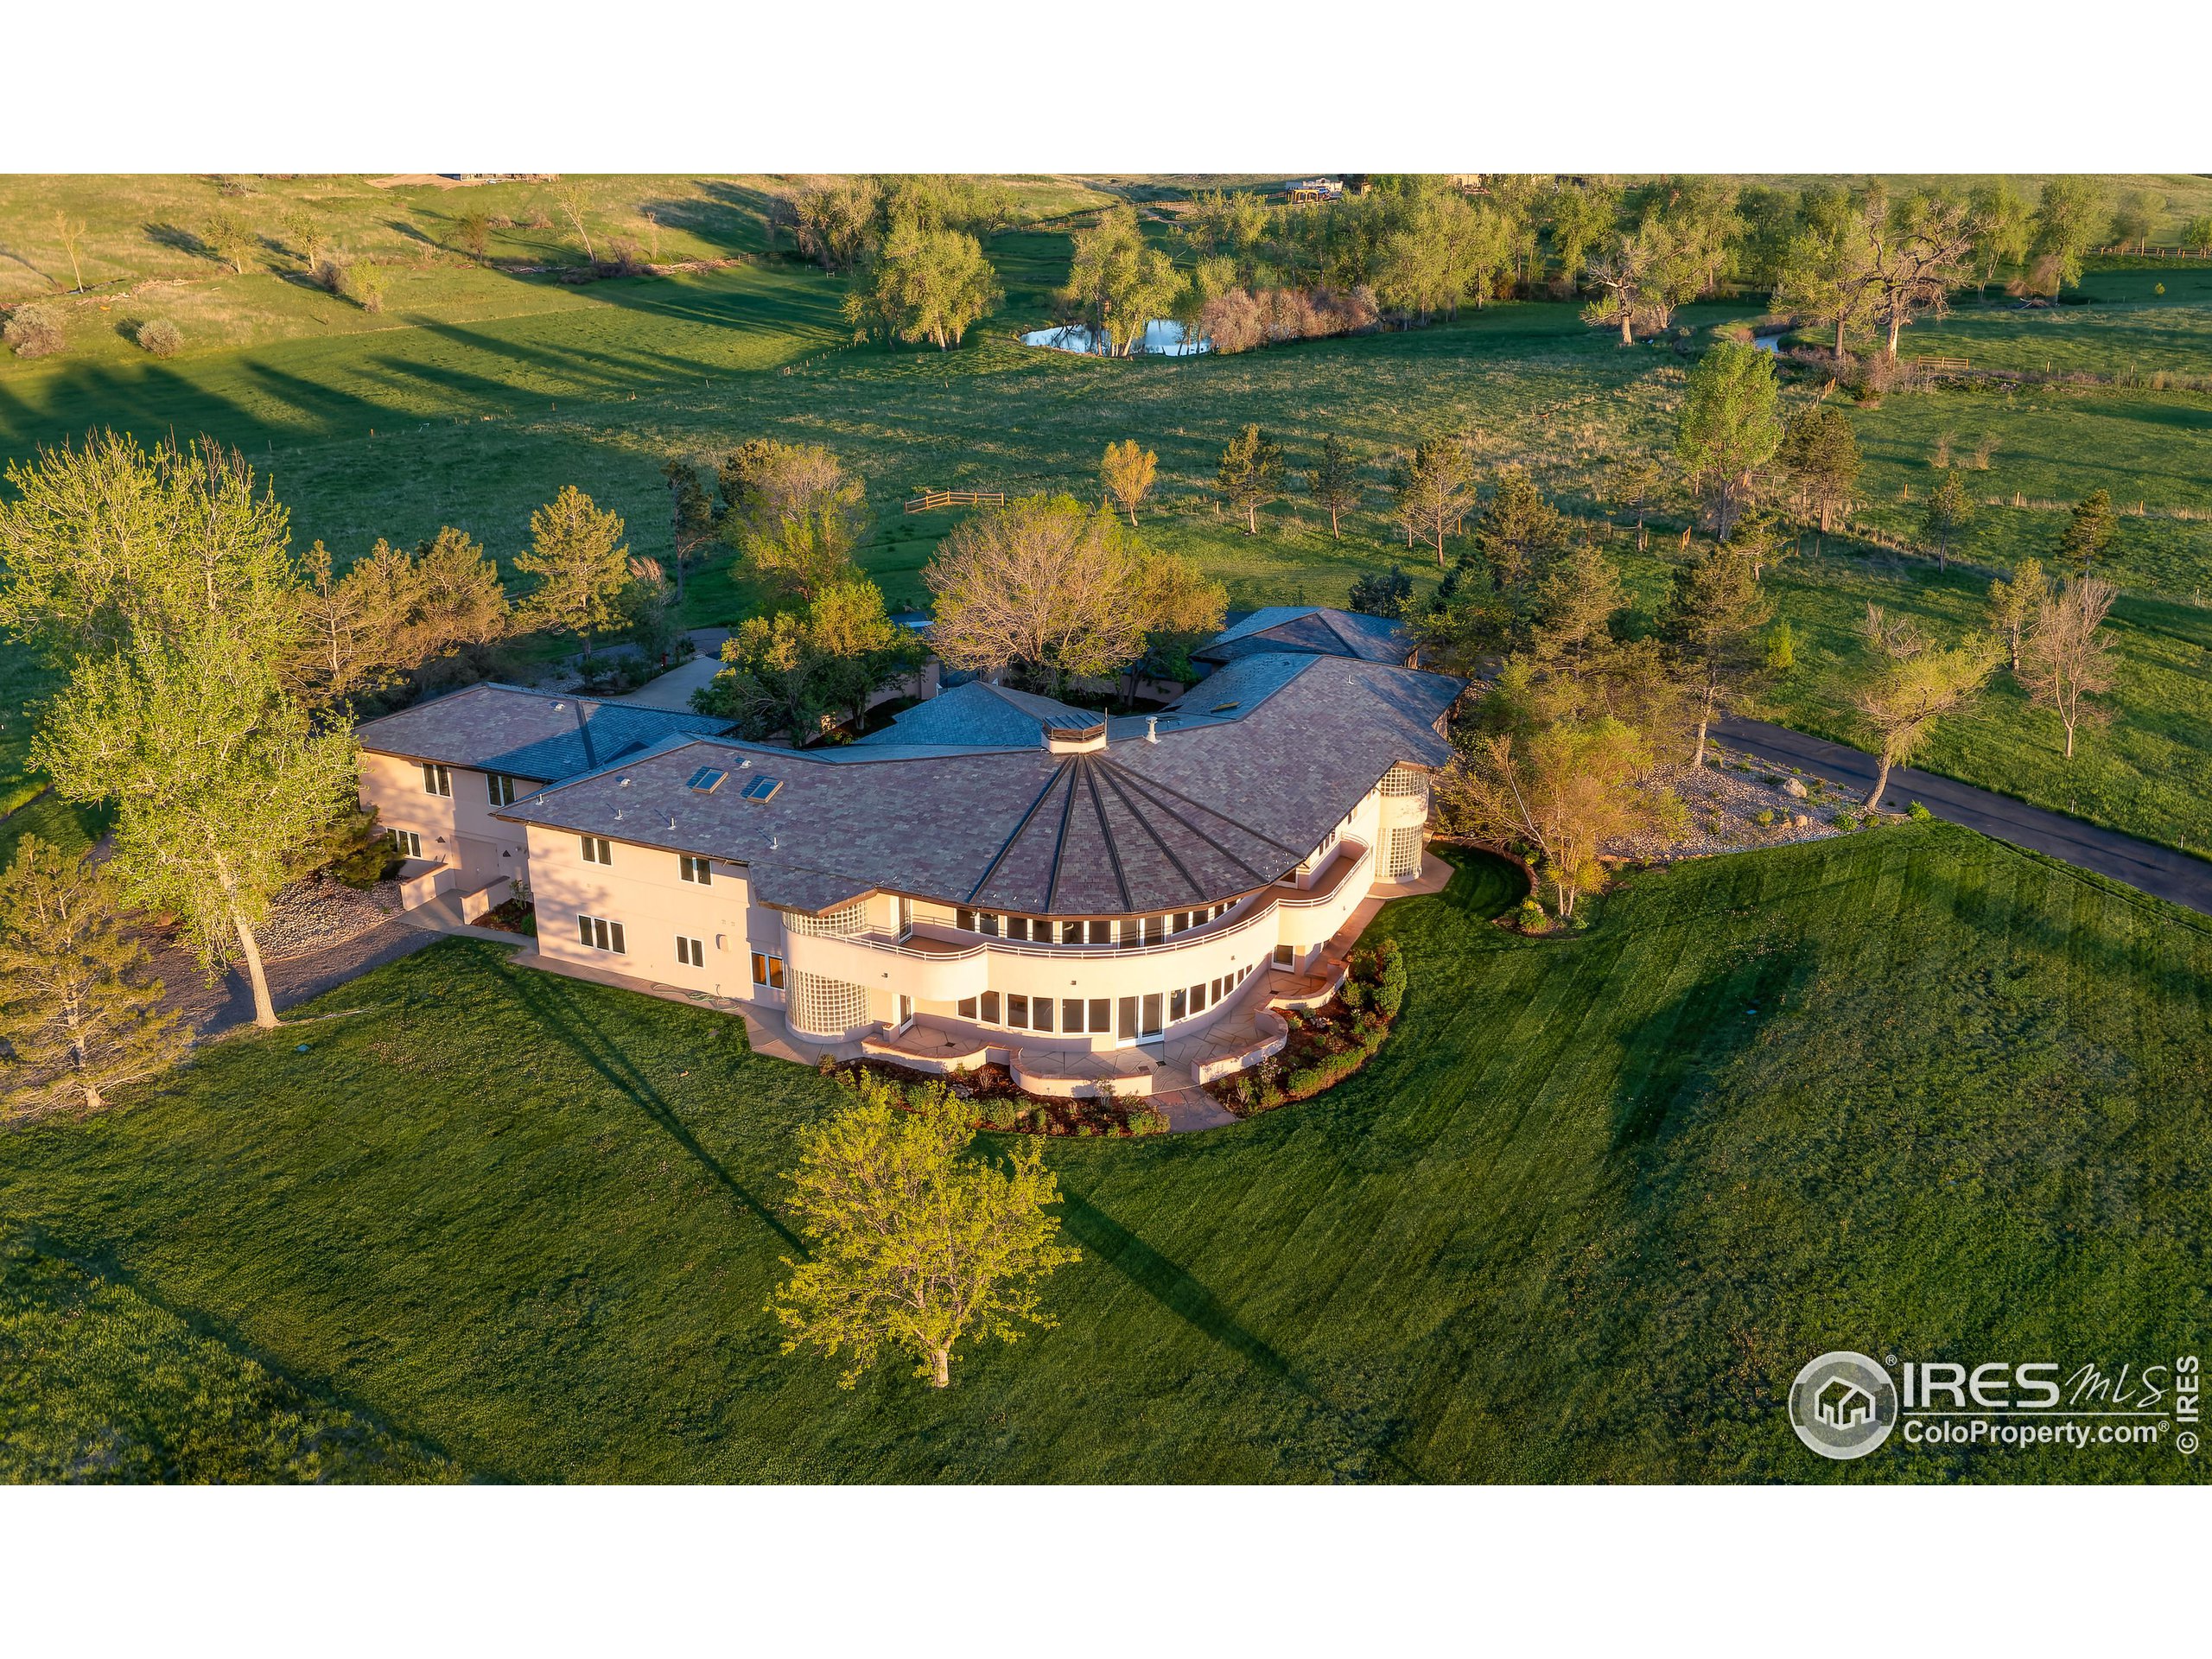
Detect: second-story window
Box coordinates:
(582, 836, 612, 866)
(486, 772, 518, 807)
(422, 762, 451, 797)
(680, 855, 712, 885)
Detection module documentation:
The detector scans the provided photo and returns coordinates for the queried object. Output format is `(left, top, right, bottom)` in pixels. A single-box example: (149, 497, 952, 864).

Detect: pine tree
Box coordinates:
(2058, 488, 2117, 575)
(1216, 425, 1284, 534)
(1307, 435, 1362, 539)
(516, 486, 630, 658)
(1922, 472, 1974, 570)
(0, 837, 191, 1119)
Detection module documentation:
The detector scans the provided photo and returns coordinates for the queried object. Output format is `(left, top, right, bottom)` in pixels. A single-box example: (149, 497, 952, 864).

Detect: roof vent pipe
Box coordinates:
(1146, 717, 1159, 744)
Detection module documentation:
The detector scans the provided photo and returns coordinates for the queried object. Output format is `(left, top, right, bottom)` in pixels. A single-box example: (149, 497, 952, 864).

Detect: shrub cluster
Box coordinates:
(136, 318, 184, 359)
(1230, 938, 1406, 1113)
(3, 304, 65, 359)
(1200, 285, 1380, 355)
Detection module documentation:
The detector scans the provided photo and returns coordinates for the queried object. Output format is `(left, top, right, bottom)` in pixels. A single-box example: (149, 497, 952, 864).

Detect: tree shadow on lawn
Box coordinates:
(1054, 1185, 1429, 1482)
(497, 962, 802, 1253)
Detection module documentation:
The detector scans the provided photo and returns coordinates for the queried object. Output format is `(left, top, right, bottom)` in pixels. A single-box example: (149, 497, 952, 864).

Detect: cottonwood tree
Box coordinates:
(1099, 440, 1158, 526)
(1306, 434, 1362, 539)
(1581, 218, 1699, 345)
(0, 836, 192, 1120)
(1393, 437, 1476, 566)
(0, 431, 302, 666)
(1543, 179, 1620, 289)
(1922, 472, 1974, 570)
(844, 219, 1001, 350)
(1063, 206, 1180, 355)
(696, 580, 918, 744)
(1660, 543, 1772, 769)
(1986, 558, 2049, 672)
(2111, 190, 2164, 255)
(283, 209, 329, 274)
(1774, 187, 1878, 362)
(806, 579, 925, 732)
(1216, 425, 1285, 534)
(2020, 576, 2119, 760)
(1968, 181, 2034, 296)
(551, 184, 596, 263)
(35, 628, 356, 1032)
(1866, 193, 1980, 359)
(1437, 718, 1678, 921)
(1777, 406, 1859, 537)
(721, 440, 870, 600)
(200, 209, 257, 276)
(925, 495, 1220, 692)
(2058, 488, 2117, 575)
(1675, 341, 1782, 541)
(771, 1074, 1078, 1390)
(2030, 178, 2107, 296)
(517, 486, 629, 658)
(1852, 606, 1998, 810)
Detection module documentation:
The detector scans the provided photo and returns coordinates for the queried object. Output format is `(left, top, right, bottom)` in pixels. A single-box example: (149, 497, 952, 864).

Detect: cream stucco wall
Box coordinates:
(359, 749, 534, 890)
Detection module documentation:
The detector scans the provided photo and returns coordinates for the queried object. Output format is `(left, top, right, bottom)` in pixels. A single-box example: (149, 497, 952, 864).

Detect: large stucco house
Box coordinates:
(354, 607, 1462, 1092)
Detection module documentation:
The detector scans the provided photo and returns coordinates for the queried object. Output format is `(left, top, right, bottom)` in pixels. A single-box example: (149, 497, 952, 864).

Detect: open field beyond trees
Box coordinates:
(3, 832, 2208, 1482)
(5, 179, 2211, 866)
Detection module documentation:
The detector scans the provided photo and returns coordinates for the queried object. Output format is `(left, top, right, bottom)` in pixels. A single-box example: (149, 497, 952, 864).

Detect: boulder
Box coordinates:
(1780, 777, 1809, 799)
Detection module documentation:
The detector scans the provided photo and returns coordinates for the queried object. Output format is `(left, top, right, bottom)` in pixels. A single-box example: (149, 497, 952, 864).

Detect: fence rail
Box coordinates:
(1911, 354, 1971, 373)
(904, 489, 1005, 514)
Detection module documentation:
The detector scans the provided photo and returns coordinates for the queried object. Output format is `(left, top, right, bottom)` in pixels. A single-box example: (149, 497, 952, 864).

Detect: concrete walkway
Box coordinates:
(1715, 715, 2212, 918)
(607, 628, 728, 713)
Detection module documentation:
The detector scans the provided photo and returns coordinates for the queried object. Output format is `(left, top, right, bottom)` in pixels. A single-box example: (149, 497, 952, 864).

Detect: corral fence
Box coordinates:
(904, 489, 1006, 514)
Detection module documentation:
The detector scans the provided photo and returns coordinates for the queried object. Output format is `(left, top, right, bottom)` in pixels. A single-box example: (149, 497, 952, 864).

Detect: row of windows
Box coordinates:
(951, 904, 1233, 947)
(574, 919, 727, 976)
(421, 762, 528, 805)
(581, 836, 722, 888)
(956, 967, 1253, 1038)
(391, 829, 423, 860)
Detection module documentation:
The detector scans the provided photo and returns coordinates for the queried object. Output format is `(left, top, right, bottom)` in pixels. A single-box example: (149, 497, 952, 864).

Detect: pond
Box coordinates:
(1020, 320, 1208, 357)
(1751, 329, 1790, 354)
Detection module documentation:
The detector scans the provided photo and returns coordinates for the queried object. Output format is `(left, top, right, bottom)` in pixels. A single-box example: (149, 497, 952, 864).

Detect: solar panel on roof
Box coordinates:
(686, 766, 727, 793)
(741, 775, 783, 801)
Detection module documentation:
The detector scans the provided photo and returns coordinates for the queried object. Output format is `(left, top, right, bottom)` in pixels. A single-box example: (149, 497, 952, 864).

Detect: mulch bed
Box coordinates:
(831, 1058, 1164, 1136)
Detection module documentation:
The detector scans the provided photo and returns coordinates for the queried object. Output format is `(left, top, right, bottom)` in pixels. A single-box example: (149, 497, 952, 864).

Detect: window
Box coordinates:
(391, 829, 422, 860)
(676, 935, 705, 968)
(1170, 988, 1186, 1021)
(1173, 912, 1191, 933)
(958, 996, 978, 1019)
(1145, 916, 1166, 944)
(1007, 916, 1030, 942)
(582, 835, 612, 866)
(896, 896, 913, 939)
(1211, 976, 1224, 1002)
(1061, 998, 1084, 1033)
(1274, 944, 1294, 968)
(1141, 994, 1162, 1036)
(1061, 919, 1084, 945)
(680, 855, 713, 886)
(1090, 998, 1111, 1034)
(1117, 996, 1138, 1039)
(578, 914, 626, 954)
(957, 908, 976, 931)
(740, 775, 784, 802)
(686, 766, 727, 793)
(897, 995, 912, 1025)
(981, 991, 1001, 1024)
(979, 913, 1000, 938)
(486, 772, 518, 807)
(751, 952, 785, 989)
(1087, 919, 1111, 945)
(1007, 994, 1029, 1028)
(1032, 995, 1053, 1033)
(422, 762, 451, 797)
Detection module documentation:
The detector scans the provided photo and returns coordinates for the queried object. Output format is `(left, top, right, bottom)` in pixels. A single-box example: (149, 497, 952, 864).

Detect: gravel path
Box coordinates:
(149, 917, 448, 1040)
(1606, 746, 1855, 863)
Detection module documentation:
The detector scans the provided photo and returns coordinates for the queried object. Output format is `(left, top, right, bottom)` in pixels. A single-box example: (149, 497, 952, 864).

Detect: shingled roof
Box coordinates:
(353, 683, 732, 783)
(494, 653, 1461, 916)
(1195, 606, 1414, 668)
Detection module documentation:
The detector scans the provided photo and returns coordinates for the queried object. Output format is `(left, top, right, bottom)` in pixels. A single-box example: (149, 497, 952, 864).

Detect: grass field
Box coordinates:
(3, 829, 2206, 1484)
(4, 184, 2212, 861)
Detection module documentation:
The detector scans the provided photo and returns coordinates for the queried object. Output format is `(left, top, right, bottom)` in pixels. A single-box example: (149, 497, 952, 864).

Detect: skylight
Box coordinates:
(686, 766, 728, 793)
(741, 775, 784, 802)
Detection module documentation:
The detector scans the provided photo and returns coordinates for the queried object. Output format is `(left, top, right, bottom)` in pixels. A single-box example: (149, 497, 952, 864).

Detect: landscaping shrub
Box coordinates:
(336, 262, 390, 314)
(1755, 808, 1776, 827)
(3, 303, 65, 359)
(1516, 897, 1548, 931)
(136, 318, 184, 359)
(1833, 811, 1859, 831)
(1907, 801, 1934, 822)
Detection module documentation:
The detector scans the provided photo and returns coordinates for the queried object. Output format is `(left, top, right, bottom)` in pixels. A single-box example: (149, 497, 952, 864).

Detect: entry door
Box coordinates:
(458, 836, 503, 886)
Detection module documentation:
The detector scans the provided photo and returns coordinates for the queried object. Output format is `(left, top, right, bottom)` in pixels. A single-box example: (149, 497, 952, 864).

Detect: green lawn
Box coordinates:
(4, 828, 2207, 1483)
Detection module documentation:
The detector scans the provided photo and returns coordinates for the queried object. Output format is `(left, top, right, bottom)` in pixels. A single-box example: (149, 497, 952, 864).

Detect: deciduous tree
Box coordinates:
(1865, 192, 1979, 359)
(1581, 217, 1699, 345)
(770, 1074, 1078, 1389)
(1063, 206, 1180, 356)
(51, 211, 86, 293)
(1986, 558, 2048, 672)
(1852, 607, 1998, 810)
(1773, 186, 1878, 361)
(2019, 576, 2119, 760)
(1967, 181, 2034, 296)
(0, 836, 191, 1120)
(1099, 439, 1158, 526)
(34, 628, 357, 1031)
(844, 219, 1001, 350)
(2030, 177, 2107, 296)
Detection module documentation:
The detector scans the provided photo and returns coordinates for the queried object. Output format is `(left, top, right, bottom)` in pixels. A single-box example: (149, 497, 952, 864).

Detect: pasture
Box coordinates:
(3, 830, 2207, 1482)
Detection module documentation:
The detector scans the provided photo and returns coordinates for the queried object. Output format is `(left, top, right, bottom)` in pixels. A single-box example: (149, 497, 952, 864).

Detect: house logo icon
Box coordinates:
(1788, 1351, 1897, 1460)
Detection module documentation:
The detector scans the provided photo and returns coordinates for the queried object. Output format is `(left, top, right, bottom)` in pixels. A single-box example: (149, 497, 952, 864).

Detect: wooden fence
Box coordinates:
(1910, 354, 1971, 374)
(904, 490, 1005, 514)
